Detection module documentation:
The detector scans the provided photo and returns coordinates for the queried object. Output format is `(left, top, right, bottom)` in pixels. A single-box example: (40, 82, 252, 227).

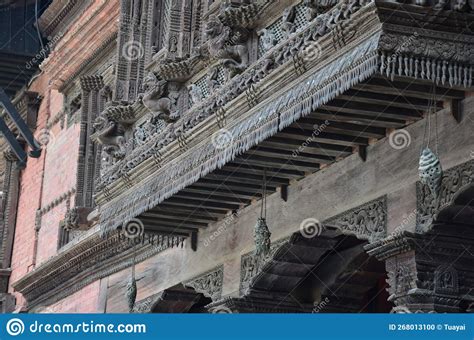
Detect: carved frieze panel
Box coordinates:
(183, 265, 224, 301)
(324, 196, 387, 242)
(132, 292, 165, 313)
(380, 32, 474, 64)
(416, 160, 474, 232)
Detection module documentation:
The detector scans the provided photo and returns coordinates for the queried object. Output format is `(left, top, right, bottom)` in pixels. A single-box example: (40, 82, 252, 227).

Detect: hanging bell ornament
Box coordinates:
(254, 217, 271, 257)
(126, 276, 137, 312)
(419, 148, 443, 199)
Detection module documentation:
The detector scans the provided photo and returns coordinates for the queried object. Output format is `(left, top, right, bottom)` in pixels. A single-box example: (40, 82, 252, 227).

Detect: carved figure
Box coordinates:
(258, 28, 277, 52)
(188, 84, 204, 105)
(281, 6, 297, 37)
(206, 67, 221, 91)
(140, 72, 178, 123)
(93, 115, 127, 159)
(204, 15, 249, 80)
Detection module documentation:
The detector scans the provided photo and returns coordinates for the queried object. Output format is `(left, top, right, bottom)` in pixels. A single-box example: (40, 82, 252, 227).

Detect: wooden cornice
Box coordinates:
(12, 225, 167, 309)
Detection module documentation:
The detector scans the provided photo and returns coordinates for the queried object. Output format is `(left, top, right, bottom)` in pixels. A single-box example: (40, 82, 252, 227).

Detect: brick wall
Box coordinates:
(8, 0, 118, 312)
(43, 281, 102, 313)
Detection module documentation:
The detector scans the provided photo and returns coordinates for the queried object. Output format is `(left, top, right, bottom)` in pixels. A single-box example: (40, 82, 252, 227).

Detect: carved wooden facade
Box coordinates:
(6, 0, 474, 313)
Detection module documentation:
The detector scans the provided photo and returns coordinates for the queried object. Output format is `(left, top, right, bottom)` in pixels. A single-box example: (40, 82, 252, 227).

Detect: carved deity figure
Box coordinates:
(204, 15, 249, 80)
(206, 67, 221, 91)
(258, 28, 277, 53)
(188, 84, 204, 105)
(281, 6, 297, 38)
(93, 115, 127, 159)
(140, 72, 179, 123)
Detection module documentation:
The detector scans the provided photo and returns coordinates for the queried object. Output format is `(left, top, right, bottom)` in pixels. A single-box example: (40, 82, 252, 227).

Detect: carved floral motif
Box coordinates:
(183, 266, 224, 301)
(324, 196, 387, 241)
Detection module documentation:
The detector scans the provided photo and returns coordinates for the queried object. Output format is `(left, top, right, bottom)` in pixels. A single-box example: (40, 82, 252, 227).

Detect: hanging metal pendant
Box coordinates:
(419, 148, 443, 199)
(254, 217, 271, 257)
(126, 276, 137, 312)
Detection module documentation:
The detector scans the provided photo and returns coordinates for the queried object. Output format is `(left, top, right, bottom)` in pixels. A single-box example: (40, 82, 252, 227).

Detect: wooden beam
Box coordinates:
(309, 111, 405, 129)
(164, 197, 240, 211)
(278, 128, 369, 146)
(356, 77, 465, 100)
(295, 118, 386, 139)
(197, 178, 277, 193)
(174, 191, 251, 205)
(142, 211, 216, 224)
(262, 137, 352, 157)
(339, 89, 441, 111)
(323, 99, 422, 121)
(234, 155, 320, 173)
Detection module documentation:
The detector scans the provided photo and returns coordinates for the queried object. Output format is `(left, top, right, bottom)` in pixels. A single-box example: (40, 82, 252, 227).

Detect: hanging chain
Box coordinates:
(260, 168, 267, 219)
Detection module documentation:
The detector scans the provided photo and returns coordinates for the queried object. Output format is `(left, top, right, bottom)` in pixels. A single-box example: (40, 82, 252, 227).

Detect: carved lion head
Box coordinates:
(205, 15, 224, 38)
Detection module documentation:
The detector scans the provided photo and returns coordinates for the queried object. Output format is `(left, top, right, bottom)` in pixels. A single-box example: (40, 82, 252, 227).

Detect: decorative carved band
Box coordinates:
(12, 228, 168, 309)
(183, 265, 224, 301)
(324, 196, 387, 242)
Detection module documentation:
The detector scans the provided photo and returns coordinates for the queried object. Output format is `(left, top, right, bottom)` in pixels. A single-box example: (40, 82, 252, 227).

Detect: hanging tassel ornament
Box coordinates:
(254, 169, 271, 257)
(419, 85, 443, 200)
(419, 148, 443, 199)
(126, 247, 138, 313)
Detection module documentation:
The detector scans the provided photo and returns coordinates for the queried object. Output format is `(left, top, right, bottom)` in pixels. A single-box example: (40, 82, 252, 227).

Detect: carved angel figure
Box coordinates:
(140, 72, 178, 123)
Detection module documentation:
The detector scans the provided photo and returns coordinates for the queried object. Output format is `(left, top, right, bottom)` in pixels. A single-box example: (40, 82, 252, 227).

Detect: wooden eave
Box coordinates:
(95, 2, 473, 237)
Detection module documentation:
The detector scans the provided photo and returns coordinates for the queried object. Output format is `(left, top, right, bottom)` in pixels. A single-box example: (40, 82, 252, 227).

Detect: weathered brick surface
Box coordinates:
(44, 281, 102, 313)
(8, 0, 118, 312)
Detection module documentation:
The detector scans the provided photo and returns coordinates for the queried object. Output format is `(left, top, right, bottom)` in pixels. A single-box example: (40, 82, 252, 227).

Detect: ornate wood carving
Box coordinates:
(416, 160, 474, 232)
(183, 265, 224, 301)
(324, 196, 387, 242)
(239, 238, 288, 295)
(95, 3, 382, 223)
(76, 76, 107, 209)
(13, 229, 169, 309)
(0, 152, 21, 289)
